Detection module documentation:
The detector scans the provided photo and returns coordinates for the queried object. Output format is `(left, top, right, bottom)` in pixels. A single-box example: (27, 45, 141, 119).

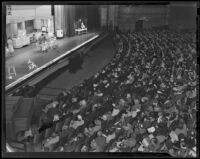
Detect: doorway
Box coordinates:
(135, 20, 143, 31)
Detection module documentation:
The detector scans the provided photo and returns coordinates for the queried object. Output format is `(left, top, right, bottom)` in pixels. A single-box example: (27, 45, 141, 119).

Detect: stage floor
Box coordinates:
(5, 32, 99, 87)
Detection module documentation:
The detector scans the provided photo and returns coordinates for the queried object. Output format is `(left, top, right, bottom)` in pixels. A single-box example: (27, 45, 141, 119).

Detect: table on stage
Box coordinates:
(75, 28, 88, 35)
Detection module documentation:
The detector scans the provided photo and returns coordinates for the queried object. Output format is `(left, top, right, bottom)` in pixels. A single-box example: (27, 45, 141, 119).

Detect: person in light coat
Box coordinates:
(7, 37, 14, 56)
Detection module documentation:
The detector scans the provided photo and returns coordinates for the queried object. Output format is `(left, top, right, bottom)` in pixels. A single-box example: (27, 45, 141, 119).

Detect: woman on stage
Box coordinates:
(39, 34, 48, 53)
(7, 37, 14, 56)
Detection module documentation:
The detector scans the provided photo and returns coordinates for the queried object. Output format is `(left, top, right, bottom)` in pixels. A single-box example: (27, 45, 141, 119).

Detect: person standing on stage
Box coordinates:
(40, 33, 48, 53)
(78, 19, 82, 29)
(7, 37, 14, 56)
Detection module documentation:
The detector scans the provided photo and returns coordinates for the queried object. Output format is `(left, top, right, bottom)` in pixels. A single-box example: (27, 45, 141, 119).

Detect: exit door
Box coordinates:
(135, 20, 143, 31)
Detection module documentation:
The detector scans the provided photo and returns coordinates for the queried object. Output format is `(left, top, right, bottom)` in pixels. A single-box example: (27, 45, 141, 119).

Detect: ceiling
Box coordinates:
(10, 5, 47, 10)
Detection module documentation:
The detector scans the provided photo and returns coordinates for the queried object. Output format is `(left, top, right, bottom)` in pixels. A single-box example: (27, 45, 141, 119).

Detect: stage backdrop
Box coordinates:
(75, 5, 101, 32)
(86, 5, 101, 31)
(55, 5, 100, 36)
(55, 5, 75, 37)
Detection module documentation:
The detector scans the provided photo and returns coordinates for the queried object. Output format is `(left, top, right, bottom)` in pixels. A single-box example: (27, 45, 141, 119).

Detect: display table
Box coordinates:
(75, 28, 87, 35)
(13, 36, 30, 49)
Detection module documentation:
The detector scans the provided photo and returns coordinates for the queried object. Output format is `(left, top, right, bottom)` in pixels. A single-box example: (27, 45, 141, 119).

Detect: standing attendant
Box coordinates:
(7, 37, 14, 56)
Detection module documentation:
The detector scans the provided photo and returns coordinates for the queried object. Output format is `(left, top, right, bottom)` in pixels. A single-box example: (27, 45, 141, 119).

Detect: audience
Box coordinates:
(16, 29, 196, 157)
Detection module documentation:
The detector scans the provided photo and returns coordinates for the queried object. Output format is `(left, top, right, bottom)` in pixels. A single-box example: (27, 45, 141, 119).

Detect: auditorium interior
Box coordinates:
(3, 2, 198, 157)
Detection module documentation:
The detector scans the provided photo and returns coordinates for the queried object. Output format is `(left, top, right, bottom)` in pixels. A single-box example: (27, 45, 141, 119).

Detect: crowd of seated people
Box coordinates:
(16, 29, 197, 157)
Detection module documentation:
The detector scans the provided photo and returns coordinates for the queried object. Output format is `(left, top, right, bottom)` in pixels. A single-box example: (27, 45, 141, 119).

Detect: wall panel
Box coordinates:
(168, 3, 196, 30)
(117, 5, 168, 30)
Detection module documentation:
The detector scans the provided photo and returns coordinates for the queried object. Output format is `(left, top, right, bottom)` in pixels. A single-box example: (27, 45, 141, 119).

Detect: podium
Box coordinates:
(56, 30, 63, 38)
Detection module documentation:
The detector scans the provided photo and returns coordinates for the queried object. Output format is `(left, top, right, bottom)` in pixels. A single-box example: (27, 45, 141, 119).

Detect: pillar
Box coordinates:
(10, 23, 18, 37)
(21, 21, 25, 30)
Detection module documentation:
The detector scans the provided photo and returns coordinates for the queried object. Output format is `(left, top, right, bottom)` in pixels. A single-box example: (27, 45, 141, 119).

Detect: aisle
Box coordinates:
(39, 35, 115, 97)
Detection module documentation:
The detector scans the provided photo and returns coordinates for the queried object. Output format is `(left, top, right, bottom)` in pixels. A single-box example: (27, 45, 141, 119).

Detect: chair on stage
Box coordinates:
(41, 42, 48, 53)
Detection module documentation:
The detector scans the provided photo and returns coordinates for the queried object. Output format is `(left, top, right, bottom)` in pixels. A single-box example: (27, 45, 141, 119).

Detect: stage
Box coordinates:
(5, 32, 99, 88)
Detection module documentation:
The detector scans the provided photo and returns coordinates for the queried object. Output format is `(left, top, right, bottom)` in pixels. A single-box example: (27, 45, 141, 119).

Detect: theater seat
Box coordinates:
(49, 141, 59, 152)
(14, 118, 29, 138)
(55, 121, 64, 133)
(44, 127, 54, 139)
(24, 142, 34, 152)
(33, 142, 43, 152)
(33, 132, 44, 145)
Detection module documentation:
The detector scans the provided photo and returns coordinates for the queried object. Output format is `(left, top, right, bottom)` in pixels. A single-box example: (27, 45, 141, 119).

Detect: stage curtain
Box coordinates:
(86, 5, 100, 32)
(55, 5, 75, 37)
(75, 5, 87, 21)
(64, 5, 75, 36)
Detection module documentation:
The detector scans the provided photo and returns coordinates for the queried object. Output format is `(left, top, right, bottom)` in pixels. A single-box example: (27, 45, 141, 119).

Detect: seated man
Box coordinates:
(81, 21, 86, 29)
(111, 104, 120, 117)
(44, 132, 60, 151)
(43, 101, 59, 113)
(94, 131, 107, 152)
(69, 115, 84, 130)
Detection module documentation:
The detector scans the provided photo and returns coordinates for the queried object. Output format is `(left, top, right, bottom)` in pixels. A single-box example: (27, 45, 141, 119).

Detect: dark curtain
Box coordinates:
(75, 5, 87, 21)
(25, 20, 34, 34)
(64, 5, 75, 36)
(63, 5, 100, 35)
(86, 5, 100, 32)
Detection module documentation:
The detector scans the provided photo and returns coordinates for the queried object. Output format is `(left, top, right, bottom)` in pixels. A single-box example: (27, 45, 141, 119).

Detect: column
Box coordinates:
(54, 5, 62, 30)
(100, 6, 108, 28)
(34, 19, 41, 30)
(10, 23, 18, 36)
(21, 21, 25, 30)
